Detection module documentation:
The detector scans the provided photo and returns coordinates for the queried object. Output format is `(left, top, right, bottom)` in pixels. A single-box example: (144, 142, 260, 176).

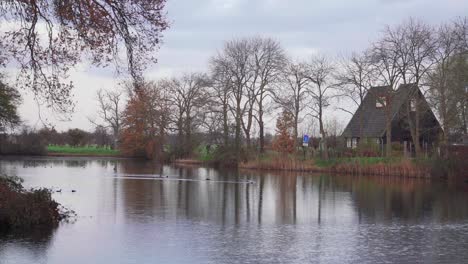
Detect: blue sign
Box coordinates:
(303, 135, 309, 143)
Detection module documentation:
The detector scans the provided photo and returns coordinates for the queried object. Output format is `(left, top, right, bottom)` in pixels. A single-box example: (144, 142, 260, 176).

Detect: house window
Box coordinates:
(376, 96, 386, 108)
(347, 138, 359, 148)
(410, 99, 416, 112)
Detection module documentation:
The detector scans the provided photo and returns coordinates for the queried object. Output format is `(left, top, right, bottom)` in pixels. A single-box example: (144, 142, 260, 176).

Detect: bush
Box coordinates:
(357, 138, 381, 157)
(195, 144, 218, 162)
(0, 175, 74, 232)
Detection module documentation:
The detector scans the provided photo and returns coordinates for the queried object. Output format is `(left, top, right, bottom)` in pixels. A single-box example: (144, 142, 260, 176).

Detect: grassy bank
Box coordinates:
(47, 145, 120, 156)
(0, 175, 74, 233)
(239, 155, 433, 178)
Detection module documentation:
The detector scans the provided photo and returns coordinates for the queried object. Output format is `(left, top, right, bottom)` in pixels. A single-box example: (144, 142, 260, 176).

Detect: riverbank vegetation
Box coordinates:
(0, 175, 74, 233)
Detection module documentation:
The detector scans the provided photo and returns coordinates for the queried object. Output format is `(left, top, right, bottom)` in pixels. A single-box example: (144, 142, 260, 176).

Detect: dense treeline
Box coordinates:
(110, 17, 466, 161)
(0, 126, 114, 155)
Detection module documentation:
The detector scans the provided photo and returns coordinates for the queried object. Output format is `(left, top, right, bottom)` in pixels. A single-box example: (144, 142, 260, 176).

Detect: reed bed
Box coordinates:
(240, 155, 320, 172)
(240, 156, 431, 178)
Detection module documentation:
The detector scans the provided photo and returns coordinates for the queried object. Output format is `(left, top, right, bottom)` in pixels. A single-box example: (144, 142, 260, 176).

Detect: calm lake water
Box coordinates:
(1, 157, 468, 264)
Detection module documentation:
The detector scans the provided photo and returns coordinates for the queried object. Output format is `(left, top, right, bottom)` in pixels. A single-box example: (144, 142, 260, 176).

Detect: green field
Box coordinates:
(47, 145, 120, 156)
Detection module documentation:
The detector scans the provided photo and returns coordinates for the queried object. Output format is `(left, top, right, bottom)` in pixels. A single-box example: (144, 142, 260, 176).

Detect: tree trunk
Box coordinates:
(223, 102, 229, 146)
(407, 96, 422, 157)
(293, 106, 299, 148)
(235, 98, 242, 161)
(385, 110, 392, 157)
(258, 100, 265, 154)
(319, 108, 328, 160)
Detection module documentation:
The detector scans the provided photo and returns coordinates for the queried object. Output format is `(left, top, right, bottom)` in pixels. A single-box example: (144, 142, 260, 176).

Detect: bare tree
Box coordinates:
(305, 55, 336, 160)
(211, 39, 252, 160)
(427, 20, 468, 147)
(0, 0, 169, 113)
(90, 88, 125, 148)
(368, 36, 402, 157)
(335, 51, 376, 139)
(168, 73, 210, 157)
(210, 63, 232, 146)
(249, 37, 286, 153)
(274, 60, 311, 147)
(385, 19, 437, 157)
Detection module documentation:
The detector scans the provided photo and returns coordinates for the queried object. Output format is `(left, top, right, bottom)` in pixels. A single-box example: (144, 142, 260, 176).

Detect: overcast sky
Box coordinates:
(15, 0, 468, 133)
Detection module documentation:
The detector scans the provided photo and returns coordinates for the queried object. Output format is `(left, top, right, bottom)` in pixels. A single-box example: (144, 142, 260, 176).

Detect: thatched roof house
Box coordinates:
(341, 83, 442, 149)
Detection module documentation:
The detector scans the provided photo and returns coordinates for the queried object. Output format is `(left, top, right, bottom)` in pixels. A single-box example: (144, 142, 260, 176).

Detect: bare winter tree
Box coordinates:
(385, 19, 437, 157)
(210, 62, 233, 146)
(249, 37, 286, 153)
(427, 20, 468, 148)
(168, 73, 210, 157)
(90, 88, 125, 148)
(211, 39, 253, 160)
(305, 55, 336, 160)
(274, 60, 311, 147)
(368, 34, 402, 157)
(0, 0, 169, 113)
(335, 51, 376, 139)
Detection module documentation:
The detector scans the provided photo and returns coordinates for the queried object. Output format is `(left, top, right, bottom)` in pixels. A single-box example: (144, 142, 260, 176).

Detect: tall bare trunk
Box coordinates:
(235, 98, 242, 161)
(223, 103, 229, 146)
(319, 106, 328, 160)
(258, 97, 265, 154)
(385, 110, 392, 157)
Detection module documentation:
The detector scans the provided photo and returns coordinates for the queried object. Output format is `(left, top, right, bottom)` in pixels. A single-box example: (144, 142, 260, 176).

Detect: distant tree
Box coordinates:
(335, 52, 375, 140)
(38, 127, 59, 145)
(93, 125, 112, 147)
(168, 73, 210, 157)
(305, 55, 336, 160)
(427, 20, 468, 145)
(368, 31, 402, 157)
(0, 0, 169, 113)
(210, 39, 252, 161)
(249, 37, 286, 153)
(91, 88, 125, 149)
(272, 109, 295, 154)
(0, 78, 21, 132)
(120, 82, 170, 159)
(67, 128, 87, 147)
(274, 60, 311, 147)
(210, 54, 233, 147)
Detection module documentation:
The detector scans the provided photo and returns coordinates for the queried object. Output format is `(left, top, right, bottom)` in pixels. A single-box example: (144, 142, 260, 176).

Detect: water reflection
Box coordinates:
(1, 157, 468, 263)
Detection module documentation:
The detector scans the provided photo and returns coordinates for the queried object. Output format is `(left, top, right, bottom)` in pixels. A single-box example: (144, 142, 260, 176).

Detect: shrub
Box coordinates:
(357, 138, 381, 157)
(195, 144, 218, 162)
(0, 175, 74, 232)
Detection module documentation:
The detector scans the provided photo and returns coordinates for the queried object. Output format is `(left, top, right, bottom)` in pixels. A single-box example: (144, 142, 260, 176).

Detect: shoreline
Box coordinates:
(1, 155, 463, 179)
(46, 153, 122, 158)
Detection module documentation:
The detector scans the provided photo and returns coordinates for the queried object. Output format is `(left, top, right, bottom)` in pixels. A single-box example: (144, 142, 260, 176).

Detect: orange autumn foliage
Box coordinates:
(120, 83, 169, 159)
(272, 110, 296, 154)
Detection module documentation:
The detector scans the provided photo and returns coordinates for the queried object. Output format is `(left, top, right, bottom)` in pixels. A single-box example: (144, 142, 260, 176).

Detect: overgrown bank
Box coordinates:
(239, 155, 466, 179)
(0, 175, 74, 233)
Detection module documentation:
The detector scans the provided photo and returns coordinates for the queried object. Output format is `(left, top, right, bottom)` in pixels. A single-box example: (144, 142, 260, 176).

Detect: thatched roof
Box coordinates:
(341, 83, 418, 138)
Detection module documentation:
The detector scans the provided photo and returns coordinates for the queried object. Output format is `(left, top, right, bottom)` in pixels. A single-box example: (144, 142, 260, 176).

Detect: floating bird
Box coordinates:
(56, 189, 62, 193)
(71, 190, 76, 193)
(206, 178, 211, 181)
